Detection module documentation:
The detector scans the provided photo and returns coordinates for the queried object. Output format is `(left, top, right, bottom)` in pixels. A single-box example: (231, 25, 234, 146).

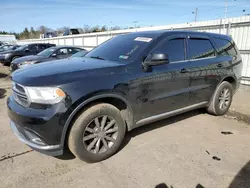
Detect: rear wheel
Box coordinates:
(207, 81, 233, 116)
(68, 103, 126, 162)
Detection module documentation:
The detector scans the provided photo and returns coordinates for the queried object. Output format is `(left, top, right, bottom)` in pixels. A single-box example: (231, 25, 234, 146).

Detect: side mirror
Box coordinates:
(25, 48, 30, 52)
(142, 53, 169, 72)
(51, 53, 57, 57)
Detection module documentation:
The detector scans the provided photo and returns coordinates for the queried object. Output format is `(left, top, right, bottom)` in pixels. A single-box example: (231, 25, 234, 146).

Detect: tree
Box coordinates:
(91, 26, 100, 32)
(111, 26, 121, 30)
(39, 25, 48, 34)
(30, 27, 36, 38)
(20, 27, 29, 39)
(82, 25, 91, 33)
(101, 25, 107, 32)
(56, 26, 70, 36)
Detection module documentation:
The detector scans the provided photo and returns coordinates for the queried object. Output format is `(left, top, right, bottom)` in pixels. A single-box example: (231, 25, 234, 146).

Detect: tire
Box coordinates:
(207, 81, 233, 116)
(68, 103, 126, 163)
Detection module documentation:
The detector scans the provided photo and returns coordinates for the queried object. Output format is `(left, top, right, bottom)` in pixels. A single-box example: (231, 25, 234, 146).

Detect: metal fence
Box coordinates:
(18, 15, 250, 85)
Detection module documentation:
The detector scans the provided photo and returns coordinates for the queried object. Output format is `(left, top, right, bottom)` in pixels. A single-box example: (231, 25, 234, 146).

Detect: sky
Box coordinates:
(0, 0, 250, 32)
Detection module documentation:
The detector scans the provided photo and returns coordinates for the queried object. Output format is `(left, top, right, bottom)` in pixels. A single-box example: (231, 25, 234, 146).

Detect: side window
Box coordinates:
(56, 48, 68, 56)
(68, 48, 81, 55)
(152, 38, 185, 62)
(29, 45, 38, 52)
(188, 38, 215, 60)
(213, 37, 237, 56)
(38, 44, 47, 50)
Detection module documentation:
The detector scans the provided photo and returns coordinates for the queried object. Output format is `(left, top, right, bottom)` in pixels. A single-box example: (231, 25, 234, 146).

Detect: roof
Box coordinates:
(124, 30, 232, 40)
(54, 45, 83, 48)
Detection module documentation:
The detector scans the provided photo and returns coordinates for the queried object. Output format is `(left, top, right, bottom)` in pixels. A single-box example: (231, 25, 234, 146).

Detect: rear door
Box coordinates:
(187, 34, 220, 105)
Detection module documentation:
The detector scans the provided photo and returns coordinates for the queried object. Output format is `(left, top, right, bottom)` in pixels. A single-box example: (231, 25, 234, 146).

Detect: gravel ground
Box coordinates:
(0, 65, 250, 188)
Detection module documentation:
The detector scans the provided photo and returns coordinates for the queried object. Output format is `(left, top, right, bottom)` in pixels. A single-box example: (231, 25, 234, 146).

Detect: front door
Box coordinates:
(130, 35, 191, 123)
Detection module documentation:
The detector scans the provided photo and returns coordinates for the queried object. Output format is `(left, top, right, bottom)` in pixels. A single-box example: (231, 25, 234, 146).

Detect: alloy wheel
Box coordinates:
(218, 88, 231, 110)
(82, 116, 118, 154)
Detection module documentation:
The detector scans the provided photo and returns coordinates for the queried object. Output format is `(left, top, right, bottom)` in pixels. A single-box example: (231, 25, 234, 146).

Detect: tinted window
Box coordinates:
(38, 44, 47, 50)
(213, 37, 237, 56)
(152, 38, 185, 62)
(189, 38, 215, 59)
(37, 47, 56, 57)
(29, 45, 38, 51)
(57, 48, 68, 55)
(85, 34, 155, 63)
(68, 48, 82, 55)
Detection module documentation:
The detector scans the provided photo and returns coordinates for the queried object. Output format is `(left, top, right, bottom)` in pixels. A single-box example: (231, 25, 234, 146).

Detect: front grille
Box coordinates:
(12, 82, 30, 107)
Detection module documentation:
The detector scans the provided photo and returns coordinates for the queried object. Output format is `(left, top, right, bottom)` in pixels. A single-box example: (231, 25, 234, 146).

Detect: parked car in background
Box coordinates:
(8, 30, 242, 163)
(10, 46, 85, 71)
(0, 43, 55, 66)
(63, 28, 80, 36)
(0, 45, 20, 52)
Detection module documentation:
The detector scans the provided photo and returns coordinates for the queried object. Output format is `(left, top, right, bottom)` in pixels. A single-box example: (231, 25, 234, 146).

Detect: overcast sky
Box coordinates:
(0, 0, 249, 32)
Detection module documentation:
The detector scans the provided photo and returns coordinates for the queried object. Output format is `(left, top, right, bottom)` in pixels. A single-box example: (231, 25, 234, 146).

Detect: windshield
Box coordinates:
(71, 50, 87, 58)
(16, 44, 28, 51)
(85, 34, 155, 63)
(37, 47, 56, 57)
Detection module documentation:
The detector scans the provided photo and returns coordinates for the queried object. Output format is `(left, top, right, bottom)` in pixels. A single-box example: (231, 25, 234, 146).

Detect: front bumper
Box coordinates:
(10, 121, 62, 156)
(7, 95, 70, 156)
(0, 56, 10, 65)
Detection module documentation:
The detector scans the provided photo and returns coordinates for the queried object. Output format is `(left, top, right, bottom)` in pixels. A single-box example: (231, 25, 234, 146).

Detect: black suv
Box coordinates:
(0, 43, 55, 65)
(8, 31, 242, 162)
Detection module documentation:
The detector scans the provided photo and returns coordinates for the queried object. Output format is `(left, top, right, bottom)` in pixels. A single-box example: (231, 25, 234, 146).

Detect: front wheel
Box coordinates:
(207, 81, 233, 116)
(68, 103, 126, 162)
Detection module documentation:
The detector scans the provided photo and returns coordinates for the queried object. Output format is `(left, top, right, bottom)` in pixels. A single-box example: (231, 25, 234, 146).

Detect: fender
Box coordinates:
(59, 93, 133, 148)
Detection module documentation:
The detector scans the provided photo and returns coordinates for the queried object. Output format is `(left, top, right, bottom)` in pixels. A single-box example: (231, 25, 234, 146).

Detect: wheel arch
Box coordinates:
(221, 75, 237, 91)
(60, 93, 134, 149)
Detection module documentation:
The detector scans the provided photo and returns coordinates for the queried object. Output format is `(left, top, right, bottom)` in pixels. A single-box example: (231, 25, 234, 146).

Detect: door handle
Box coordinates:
(180, 68, 189, 73)
(217, 63, 223, 68)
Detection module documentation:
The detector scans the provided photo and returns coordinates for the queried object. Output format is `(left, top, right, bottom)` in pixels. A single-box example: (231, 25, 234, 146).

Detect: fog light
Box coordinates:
(24, 130, 46, 146)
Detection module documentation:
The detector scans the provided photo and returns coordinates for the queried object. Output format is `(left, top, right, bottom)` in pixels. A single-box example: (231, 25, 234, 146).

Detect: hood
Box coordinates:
(12, 57, 124, 86)
(12, 55, 46, 64)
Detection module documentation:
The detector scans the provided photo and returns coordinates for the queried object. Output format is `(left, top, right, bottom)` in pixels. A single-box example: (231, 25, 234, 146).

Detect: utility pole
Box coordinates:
(224, 0, 228, 19)
(224, 0, 228, 30)
(192, 8, 198, 22)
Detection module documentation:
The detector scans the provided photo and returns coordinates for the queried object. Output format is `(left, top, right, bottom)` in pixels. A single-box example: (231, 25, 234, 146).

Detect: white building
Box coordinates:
(0, 35, 16, 44)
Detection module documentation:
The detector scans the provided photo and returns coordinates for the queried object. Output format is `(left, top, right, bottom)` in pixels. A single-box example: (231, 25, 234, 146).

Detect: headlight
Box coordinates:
(25, 87, 66, 104)
(4, 53, 11, 58)
(18, 60, 37, 68)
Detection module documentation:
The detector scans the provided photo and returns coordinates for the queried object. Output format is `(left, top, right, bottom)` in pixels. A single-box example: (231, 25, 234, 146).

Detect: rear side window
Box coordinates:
(38, 44, 47, 50)
(188, 38, 215, 60)
(213, 37, 237, 56)
(29, 45, 38, 51)
(152, 38, 185, 62)
(68, 48, 82, 55)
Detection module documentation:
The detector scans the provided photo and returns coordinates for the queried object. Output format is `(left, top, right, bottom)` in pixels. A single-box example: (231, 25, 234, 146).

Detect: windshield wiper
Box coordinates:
(90, 56, 105, 60)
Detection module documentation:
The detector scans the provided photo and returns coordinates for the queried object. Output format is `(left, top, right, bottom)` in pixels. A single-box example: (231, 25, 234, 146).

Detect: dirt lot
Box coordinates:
(0, 65, 250, 188)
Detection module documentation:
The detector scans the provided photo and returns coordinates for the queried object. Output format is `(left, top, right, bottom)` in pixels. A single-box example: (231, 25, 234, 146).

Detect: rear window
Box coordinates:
(85, 35, 155, 63)
(213, 37, 237, 56)
(188, 38, 215, 60)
